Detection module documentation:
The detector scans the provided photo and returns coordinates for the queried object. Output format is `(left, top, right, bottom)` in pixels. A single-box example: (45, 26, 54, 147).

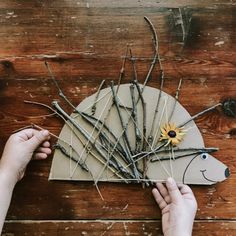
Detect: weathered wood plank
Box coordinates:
(1, 55, 236, 80)
(0, 0, 235, 9)
(2, 220, 162, 236)
(3, 220, 236, 236)
(0, 7, 235, 57)
(1, 76, 235, 134)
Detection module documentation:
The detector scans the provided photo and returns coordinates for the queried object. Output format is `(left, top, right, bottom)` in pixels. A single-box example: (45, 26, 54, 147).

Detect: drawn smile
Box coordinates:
(200, 170, 217, 183)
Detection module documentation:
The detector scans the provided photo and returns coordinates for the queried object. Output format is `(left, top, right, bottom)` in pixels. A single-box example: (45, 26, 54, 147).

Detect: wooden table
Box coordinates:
(0, 1, 235, 235)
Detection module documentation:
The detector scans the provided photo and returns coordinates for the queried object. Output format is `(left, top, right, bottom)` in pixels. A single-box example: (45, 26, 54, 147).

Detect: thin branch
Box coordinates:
(116, 44, 129, 93)
(129, 48, 138, 81)
(54, 143, 89, 172)
(148, 71, 164, 144)
(110, 81, 140, 180)
(12, 125, 34, 134)
(45, 61, 75, 109)
(130, 83, 142, 153)
(91, 79, 106, 116)
(142, 16, 160, 90)
(178, 103, 222, 128)
(24, 100, 57, 114)
(168, 78, 183, 122)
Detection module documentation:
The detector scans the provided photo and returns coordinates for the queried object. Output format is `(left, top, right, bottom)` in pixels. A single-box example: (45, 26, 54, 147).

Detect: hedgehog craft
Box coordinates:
(40, 17, 229, 186)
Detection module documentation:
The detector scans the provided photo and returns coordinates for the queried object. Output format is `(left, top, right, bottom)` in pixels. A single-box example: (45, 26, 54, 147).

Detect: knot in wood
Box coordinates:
(222, 99, 236, 118)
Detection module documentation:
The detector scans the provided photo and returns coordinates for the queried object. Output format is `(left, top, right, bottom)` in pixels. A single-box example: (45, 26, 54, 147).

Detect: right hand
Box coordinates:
(152, 177, 197, 236)
(0, 129, 51, 186)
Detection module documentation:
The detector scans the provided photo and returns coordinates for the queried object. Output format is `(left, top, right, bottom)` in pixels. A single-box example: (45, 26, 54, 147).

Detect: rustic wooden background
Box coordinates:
(0, 0, 236, 235)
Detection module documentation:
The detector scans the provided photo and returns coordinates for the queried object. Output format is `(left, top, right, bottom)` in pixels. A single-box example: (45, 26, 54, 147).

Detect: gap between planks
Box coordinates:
(4, 220, 236, 223)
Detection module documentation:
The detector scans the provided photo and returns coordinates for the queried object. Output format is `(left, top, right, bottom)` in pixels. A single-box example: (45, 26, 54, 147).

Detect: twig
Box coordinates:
(151, 151, 210, 162)
(110, 82, 133, 152)
(168, 78, 183, 122)
(110, 81, 140, 180)
(116, 44, 129, 93)
(91, 79, 106, 116)
(12, 125, 34, 134)
(24, 100, 57, 114)
(178, 103, 222, 128)
(133, 80, 147, 151)
(54, 143, 89, 172)
(144, 16, 165, 148)
(142, 16, 159, 90)
(129, 48, 142, 153)
(130, 83, 142, 153)
(32, 123, 65, 141)
(133, 147, 218, 160)
(45, 61, 75, 109)
(148, 71, 164, 145)
(129, 48, 138, 81)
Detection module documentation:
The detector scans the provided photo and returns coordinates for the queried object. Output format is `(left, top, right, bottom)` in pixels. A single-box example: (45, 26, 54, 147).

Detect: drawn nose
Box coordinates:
(225, 168, 230, 178)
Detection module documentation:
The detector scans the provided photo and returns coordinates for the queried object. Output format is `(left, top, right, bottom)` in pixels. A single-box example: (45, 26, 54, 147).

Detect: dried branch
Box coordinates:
(178, 103, 222, 128)
(91, 79, 106, 116)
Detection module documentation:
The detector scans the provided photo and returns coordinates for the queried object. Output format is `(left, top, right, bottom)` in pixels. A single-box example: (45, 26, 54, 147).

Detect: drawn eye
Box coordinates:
(201, 153, 208, 160)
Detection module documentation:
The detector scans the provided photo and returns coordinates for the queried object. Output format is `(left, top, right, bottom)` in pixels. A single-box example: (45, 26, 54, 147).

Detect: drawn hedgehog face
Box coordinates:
(183, 153, 230, 185)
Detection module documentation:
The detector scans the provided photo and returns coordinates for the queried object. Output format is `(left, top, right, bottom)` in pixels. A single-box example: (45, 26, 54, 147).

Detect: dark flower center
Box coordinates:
(168, 130, 176, 138)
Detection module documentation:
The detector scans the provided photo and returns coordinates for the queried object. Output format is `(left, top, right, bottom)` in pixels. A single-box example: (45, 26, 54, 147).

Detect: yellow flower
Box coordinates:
(159, 123, 185, 146)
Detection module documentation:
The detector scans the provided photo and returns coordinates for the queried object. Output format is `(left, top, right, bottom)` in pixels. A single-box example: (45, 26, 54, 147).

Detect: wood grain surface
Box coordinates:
(0, 0, 235, 235)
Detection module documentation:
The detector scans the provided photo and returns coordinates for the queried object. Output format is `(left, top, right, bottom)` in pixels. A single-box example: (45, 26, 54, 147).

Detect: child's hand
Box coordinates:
(0, 129, 51, 186)
(152, 178, 197, 236)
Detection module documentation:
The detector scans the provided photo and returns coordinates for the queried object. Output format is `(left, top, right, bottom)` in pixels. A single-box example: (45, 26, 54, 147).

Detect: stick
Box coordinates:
(91, 79, 106, 115)
(178, 103, 222, 128)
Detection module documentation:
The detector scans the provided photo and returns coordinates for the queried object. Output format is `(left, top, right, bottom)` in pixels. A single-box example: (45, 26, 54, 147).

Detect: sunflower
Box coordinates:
(159, 123, 185, 146)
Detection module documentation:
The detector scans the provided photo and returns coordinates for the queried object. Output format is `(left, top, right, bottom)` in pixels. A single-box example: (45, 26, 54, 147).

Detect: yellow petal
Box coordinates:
(161, 128, 167, 135)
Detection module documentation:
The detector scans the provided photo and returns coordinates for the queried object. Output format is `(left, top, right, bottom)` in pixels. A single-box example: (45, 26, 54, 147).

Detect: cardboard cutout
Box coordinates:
(49, 84, 229, 185)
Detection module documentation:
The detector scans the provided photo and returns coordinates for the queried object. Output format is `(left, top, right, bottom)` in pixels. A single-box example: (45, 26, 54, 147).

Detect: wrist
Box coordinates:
(165, 232, 191, 236)
(0, 163, 18, 189)
(164, 226, 193, 236)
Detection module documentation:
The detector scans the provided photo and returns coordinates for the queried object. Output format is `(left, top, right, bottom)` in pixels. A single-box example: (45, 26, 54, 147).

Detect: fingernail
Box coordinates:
(42, 153, 48, 159)
(42, 130, 49, 136)
(167, 177, 175, 185)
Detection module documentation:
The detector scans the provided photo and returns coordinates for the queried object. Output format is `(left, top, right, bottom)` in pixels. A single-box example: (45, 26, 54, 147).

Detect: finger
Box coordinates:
(152, 188, 167, 210)
(26, 130, 50, 150)
(42, 141, 50, 148)
(33, 152, 48, 160)
(35, 147, 52, 155)
(166, 177, 182, 204)
(179, 184, 197, 208)
(12, 128, 35, 141)
(156, 182, 171, 204)
(178, 184, 193, 195)
(15, 128, 50, 141)
(162, 204, 170, 215)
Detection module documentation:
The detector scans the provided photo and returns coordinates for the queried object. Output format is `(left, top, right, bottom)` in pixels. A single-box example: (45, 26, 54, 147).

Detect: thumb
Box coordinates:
(166, 177, 182, 204)
(26, 130, 50, 150)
